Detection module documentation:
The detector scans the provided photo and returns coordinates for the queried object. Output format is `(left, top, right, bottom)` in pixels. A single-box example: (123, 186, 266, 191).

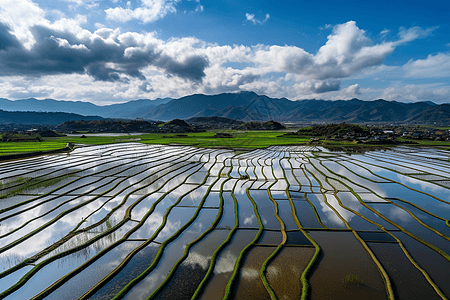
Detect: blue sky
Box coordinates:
(0, 0, 449, 104)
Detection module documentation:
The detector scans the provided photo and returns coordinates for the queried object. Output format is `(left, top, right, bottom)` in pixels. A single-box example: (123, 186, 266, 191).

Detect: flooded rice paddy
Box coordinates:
(0, 143, 449, 299)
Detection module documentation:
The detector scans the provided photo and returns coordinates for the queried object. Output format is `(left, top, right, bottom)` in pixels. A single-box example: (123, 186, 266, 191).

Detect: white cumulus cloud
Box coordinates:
(105, 0, 180, 23)
(245, 13, 270, 25)
(403, 53, 450, 78)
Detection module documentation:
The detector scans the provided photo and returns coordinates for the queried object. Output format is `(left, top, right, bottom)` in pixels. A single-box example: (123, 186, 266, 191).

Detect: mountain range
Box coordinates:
(1, 92, 449, 124)
(0, 97, 171, 119)
(0, 109, 103, 125)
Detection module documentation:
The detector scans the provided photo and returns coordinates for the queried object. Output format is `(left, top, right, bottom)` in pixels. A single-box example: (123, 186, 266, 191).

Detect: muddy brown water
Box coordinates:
(308, 231, 387, 300)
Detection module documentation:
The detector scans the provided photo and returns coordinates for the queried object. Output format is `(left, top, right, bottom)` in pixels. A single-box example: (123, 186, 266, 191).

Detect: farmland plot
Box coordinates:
(0, 143, 449, 300)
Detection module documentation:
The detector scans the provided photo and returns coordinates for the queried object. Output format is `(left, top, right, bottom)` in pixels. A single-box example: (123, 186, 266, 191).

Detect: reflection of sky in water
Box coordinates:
(123, 209, 217, 300)
(43, 241, 144, 300)
(0, 195, 102, 248)
(396, 173, 450, 201)
(2, 144, 450, 298)
(306, 194, 346, 228)
(154, 207, 198, 243)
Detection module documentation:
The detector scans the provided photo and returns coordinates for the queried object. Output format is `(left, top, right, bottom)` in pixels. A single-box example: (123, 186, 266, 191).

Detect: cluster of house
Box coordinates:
(331, 126, 450, 142)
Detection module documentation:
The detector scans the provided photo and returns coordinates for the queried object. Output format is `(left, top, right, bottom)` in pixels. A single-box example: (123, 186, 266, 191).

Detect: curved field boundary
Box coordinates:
(349, 156, 450, 205)
(306, 155, 395, 300)
(191, 180, 240, 299)
(0, 145, 200, 217)
(260, 173, 287, 300)
(312, 155, 449, 299)
(384, 231, 448, 300)
(0, 145, 186, 213)
(222, 185, 264, 300)
(0, 148, 201, 251)
(27, 153, 216, 300)
(0, 148, 213, 283)
(284, 155, 322, 300)
(317, 157, 450, 263)
(0, 154, 209, 299)
(147, 162, 232, 299)
(106, 155, 224, 300)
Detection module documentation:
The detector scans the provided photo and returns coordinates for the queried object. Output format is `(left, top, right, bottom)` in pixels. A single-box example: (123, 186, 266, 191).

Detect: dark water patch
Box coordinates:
(289, 191, 306, 201)
(198, 229, 258, 300)
(275, 200, 298, 230)
(389, 231, 450, 297)
(357, 232, 396, 242)
(266, 247, 315, 299)
(292, 200, 323, 228)
(258, 230, 282, 245)
(231, 246, 275, 300)
(89, 242, 159, 300)
(215, 193, 234, 230)
(286, 231, 313, 246)
(308, 231, 387, 300)
(367, 242, 442, 300)
(367, 203, 450, 255)
(153, 230, 229, 300)
(248, 190, 280, 230)
(338, 192, 396, 230)
(390, 199, 450, 237)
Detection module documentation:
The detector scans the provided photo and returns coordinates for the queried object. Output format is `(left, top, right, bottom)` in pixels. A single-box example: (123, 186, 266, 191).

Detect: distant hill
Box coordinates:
(1, 92, 449, 124)
(140, 92, 449, 124)
(0, 109, 103, 124)
(0, 97, 171, 118)
(186, 116, 244, 128)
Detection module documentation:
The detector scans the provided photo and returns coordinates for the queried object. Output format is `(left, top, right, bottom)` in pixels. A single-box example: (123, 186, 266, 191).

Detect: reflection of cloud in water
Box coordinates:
(244, 215, 256, 226)
(388, 206, 411, 223)
(326, 194, 355, 223)
(398, 174, 442, 193)
(183, 251, 210, 270)
(214, 251, 237, 274)
(242, 267, 259, 279)
(156, 219, 181, 241)
(315, 197, 345, 226)
(123, 269, 165, 300)
(132, 212, 164, 239)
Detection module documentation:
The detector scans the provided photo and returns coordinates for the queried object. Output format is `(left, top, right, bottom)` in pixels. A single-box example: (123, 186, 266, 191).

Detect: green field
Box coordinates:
(1, 131, 450, 156)
(0, 131, 312, 155)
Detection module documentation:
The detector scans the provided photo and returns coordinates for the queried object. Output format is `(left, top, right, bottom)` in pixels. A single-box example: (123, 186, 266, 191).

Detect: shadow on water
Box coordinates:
(308, 231, 387, 300)
(231, 246, 275, 300)
(153, 230, 230, 300)
(198, 229, 258, 300)
(367, 242, 442, 300)
(266, 247, 315, 299)
(89, 242, 160, 300)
